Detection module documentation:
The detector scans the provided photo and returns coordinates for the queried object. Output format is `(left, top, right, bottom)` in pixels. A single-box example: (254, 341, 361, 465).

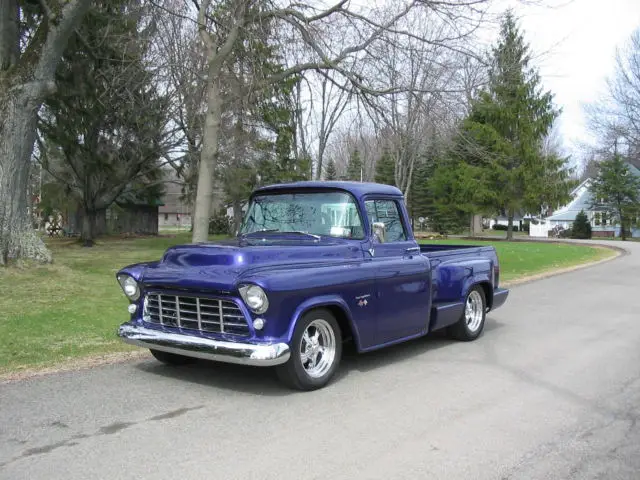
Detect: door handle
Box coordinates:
(404, 246, 420, 257)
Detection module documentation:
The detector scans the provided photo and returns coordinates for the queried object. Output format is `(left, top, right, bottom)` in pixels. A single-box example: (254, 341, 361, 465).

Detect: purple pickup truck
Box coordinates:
(116, 181, 508, 390)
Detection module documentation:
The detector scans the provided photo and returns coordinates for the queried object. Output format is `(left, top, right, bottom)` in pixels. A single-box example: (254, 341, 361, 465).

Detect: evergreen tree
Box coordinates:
(324, 159, 338, 180)
(374, 149, 396, 185)
(346, 149, 363, 181)
(454, 11, 572, 240)
(571, 210, 592, 239)
(589, 154, 640, 240)
(39, 0, 168, 246)
(429, 157, 482, 235)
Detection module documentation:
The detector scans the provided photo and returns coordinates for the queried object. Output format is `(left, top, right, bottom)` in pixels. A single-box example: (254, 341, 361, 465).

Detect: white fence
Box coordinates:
(529, 220, 550, 238)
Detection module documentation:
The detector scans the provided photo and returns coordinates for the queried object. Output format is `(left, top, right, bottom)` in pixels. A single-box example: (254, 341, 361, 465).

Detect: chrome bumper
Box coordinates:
(118, 323, 291, 367)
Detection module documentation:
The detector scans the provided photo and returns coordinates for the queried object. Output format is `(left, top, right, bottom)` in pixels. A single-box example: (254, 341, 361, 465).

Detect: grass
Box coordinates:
(420, 239, 616, 283)
(0, 234, 615, 375)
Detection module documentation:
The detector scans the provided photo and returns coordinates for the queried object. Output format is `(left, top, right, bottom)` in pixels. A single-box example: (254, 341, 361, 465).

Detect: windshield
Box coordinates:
(239, 191, 365, 239)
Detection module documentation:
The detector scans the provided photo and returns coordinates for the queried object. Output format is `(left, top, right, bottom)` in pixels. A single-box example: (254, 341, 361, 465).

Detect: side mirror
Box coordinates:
(372, 221, 386, 243)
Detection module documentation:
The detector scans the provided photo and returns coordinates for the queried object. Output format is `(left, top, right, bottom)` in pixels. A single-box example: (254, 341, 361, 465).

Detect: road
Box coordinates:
(1, 240, 640, 480)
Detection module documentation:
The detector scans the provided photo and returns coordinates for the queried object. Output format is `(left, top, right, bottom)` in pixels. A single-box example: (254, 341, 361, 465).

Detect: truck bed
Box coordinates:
(419, 243, 496, 260)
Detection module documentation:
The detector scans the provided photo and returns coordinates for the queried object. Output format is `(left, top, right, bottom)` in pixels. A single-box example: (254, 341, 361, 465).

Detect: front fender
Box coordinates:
(285, 295, 360, 347)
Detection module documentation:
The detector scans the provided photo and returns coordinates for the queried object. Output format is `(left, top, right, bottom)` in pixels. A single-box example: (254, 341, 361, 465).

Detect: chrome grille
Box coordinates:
(143, 293, 250, 336)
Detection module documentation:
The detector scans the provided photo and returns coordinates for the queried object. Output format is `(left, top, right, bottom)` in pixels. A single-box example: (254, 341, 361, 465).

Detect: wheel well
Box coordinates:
(476, 282, 493, 309)
(310, 305, 355, 343)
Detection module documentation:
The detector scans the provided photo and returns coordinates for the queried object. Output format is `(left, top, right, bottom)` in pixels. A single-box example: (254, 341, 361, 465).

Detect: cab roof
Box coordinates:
(252, 181, 403, 200)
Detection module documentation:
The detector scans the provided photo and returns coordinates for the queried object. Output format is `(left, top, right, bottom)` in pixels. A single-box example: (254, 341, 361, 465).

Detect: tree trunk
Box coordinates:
(620, 212, 627, 241)
(232, 198, 242, 235)
(469, 214, 475, 237)
(81, 208, 96, 247)
(191, 69, 222, 243)
(0, 91, 52, 265)
(506, 211, 514, 241)
(0, 0, 91, 265)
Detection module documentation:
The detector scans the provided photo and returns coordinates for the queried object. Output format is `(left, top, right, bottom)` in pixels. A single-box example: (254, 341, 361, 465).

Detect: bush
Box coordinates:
(571, 210, 592, 239)
(208, 211, 232, 235)
(492, 223, 518, 232)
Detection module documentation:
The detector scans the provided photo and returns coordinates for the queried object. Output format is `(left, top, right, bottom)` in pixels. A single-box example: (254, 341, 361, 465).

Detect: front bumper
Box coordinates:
(118, 322, 291, 367)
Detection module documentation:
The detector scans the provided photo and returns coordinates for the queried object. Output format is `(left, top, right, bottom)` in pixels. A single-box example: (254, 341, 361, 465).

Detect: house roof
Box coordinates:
(547, 180, 594, 222)
(547, 159, 640, 222)
(253, 181, 403, 199)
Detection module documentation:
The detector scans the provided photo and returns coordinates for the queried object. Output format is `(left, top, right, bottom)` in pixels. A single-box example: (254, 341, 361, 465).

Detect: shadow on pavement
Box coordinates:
(133, 318, 506, 394)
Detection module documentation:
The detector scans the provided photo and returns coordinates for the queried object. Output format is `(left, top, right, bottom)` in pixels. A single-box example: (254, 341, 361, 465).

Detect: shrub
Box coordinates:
(571, 210, 592, 239)
(208, 211, 232, 235)
(492, 223, 519, 232)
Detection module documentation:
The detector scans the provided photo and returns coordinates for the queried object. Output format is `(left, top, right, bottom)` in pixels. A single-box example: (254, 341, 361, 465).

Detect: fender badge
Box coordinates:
(356, 294, 370, 307)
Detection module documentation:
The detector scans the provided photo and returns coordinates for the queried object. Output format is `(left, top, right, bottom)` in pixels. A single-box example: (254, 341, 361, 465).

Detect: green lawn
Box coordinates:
(0, 234, 615, 375)
(420, 239, 615, 282)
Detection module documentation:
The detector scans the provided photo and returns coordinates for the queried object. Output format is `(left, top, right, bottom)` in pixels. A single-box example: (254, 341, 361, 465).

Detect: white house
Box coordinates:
(529, 160, 640, 238)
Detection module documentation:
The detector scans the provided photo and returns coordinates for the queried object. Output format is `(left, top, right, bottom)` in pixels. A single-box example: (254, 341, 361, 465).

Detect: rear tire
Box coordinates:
(448, 286, 486, 341)
(276, 309, 342, 391)
(149, 349, 196, 366)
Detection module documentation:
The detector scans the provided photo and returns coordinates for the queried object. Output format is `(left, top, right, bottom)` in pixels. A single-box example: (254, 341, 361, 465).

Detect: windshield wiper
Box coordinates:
(278, 231, 321, 240)
(239, 229, 321, 240)
(239, 229, 279, 238)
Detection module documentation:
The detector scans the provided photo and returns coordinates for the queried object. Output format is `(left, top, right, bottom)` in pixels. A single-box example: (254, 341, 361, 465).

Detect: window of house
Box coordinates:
(364, 199, 407, 242)
(595, 212, 601, 225)
(602, 212, 608, 225)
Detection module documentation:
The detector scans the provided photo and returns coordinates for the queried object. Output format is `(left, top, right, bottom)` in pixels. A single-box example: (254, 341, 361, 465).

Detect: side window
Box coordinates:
(364, 199, 407, 243)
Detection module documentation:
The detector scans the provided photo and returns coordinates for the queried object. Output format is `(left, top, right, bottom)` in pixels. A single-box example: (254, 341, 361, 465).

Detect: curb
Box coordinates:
(0, 350, 152, 384)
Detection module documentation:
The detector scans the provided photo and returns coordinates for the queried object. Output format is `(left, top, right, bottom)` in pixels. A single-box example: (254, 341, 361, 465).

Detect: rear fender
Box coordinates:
(286, 295, 360, 348)
(462, 274, 494, 308)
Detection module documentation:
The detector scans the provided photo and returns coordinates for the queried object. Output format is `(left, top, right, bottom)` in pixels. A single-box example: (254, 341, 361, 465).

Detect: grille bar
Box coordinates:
(144, 293, 250, 337)
(175, 295, 181, 328)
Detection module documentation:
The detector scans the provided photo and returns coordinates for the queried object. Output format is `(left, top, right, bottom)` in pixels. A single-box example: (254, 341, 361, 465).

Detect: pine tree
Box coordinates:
(324, 159, 338, 180)
(346, 149, 363, 181)
(589, 154, 640, 240)
(39, 0, 168, 246)
(571, 210, 592, 239)
(374, 149, 396, 185)
(456, 11, 572, 240)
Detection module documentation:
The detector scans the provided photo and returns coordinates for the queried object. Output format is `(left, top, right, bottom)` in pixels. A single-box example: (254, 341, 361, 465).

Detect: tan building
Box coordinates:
(158, 170, 192, 230)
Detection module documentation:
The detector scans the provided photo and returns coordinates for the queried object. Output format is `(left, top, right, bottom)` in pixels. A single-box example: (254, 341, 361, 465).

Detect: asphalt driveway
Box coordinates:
(1, 240, 639, 479)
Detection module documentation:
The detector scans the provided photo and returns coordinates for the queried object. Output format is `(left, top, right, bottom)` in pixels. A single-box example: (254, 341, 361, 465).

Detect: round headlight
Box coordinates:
(118, 275, 140, 301)
(239, 284, 269, 314)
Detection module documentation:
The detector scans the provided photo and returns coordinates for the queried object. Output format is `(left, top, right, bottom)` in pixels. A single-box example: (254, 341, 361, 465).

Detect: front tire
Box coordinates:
(149, 349, 196, 366)
(276, 309, 342, 391)
(448, 286, 487, 341)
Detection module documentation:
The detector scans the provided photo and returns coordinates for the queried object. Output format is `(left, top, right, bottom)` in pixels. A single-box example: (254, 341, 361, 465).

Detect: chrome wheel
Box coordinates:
(465, 290, 484, 332)
(299, 319, 336, 379)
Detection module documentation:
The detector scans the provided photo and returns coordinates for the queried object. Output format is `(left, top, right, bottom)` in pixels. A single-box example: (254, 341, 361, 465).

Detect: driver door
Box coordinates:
(364, 198, 431, 344)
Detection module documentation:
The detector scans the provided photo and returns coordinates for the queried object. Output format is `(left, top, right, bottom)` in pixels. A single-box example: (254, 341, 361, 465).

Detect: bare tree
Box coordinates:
(152, 1, 209, 210)
(0, 0, 92, 264)
(586, 28, 640, 158)
(363, 15, 477, 199)
(186, 0, 490, 243)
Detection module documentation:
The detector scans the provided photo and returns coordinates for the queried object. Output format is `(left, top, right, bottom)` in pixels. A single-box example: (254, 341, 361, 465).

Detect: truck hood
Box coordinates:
(137, 238, 363, 292)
